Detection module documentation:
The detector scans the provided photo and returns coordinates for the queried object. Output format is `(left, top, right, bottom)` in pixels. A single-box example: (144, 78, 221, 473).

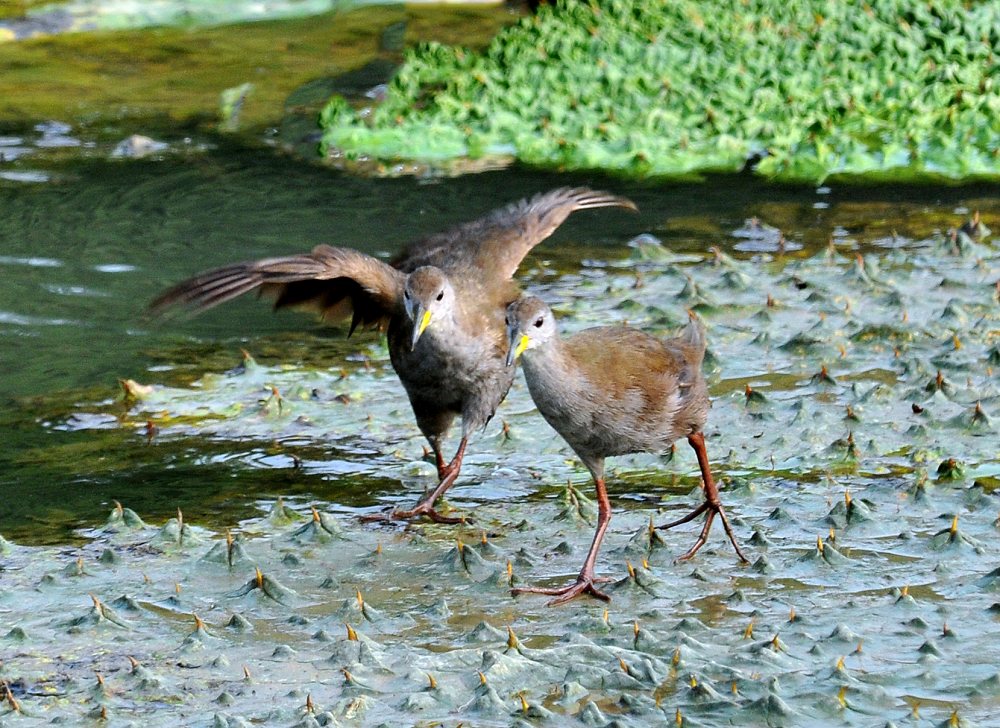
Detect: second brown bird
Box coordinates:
(505, 296, 748, 605)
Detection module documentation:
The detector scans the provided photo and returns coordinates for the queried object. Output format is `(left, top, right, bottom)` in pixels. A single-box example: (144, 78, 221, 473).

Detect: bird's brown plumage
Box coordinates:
(505, 296, 747, 604)
(150, 245, 406, 333)
(394, 187, 637, 281)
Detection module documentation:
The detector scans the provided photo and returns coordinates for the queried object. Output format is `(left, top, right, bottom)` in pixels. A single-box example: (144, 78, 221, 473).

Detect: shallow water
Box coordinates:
(5, 145, 997, 540)
(4, 216, 1000, 725)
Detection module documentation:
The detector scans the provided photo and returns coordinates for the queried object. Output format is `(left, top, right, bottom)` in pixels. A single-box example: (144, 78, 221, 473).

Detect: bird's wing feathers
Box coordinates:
(149, 244, 405, 330)
(394, 187, 636, 280)
(150, 188, 634, 330)
(563, 326, 704, 408)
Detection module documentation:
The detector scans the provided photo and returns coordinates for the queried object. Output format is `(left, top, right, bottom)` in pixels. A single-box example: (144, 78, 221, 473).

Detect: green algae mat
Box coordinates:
(319, 0, 1000, 183)
(3, 209, 999, 725)
(0, 4, 512, 134)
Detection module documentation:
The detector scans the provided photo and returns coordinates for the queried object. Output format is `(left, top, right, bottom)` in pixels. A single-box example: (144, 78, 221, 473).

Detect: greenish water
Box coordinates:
(0, 3, 514, 130)
(3, 158, 999, 724)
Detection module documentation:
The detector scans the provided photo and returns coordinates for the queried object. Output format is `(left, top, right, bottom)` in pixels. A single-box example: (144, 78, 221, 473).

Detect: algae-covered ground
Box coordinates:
(0, 0, 390, 38)
(319, 0, 1000, 183)
(0, 3, 513, 134)
(3, 205, 998, 725)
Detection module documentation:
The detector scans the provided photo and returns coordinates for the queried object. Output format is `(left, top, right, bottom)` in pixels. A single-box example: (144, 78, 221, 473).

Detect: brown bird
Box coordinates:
(149, 188, 636, 523)
(505, 296, 748, 605)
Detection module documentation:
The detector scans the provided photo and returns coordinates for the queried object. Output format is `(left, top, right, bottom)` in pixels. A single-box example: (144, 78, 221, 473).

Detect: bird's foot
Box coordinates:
(394, 502, 469, 525)
(359, 509, 396, 524)
(360, 503, 469, 525)
(512, 573, 611, 606)
(657, 499, 749, 564)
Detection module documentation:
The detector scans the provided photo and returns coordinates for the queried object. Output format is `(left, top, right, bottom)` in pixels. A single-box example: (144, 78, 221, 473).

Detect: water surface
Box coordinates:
(3, 142, 997, 538)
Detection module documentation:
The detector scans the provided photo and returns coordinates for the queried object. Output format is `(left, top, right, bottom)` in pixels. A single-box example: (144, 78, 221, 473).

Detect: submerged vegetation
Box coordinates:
(320, 0, 1000, 182)
(0, 4, 512, 132)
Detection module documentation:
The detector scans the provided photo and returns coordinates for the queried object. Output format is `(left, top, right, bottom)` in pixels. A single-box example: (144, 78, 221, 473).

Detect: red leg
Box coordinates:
(431, 443, 449, 481)
(513, 476, 613, 605)
(657, 432, 748, 563)
(363, 438, 470, 525)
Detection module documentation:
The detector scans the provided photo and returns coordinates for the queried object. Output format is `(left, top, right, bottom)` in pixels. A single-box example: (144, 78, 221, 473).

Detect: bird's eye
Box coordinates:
(436, 291, 444, 301)
(533, 317, 544, 328)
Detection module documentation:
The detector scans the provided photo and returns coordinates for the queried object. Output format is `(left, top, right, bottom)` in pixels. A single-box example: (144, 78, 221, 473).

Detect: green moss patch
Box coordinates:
(320, 0, 1000, 182)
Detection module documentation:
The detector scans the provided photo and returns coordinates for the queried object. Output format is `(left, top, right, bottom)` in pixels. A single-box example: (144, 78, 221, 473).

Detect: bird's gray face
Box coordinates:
(505, 296, 556, 367)
(404, 266, 453, 350)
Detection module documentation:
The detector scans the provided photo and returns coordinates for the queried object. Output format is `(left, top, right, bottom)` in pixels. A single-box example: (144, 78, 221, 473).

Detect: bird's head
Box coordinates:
(505, 295, 557, 367)
(404, 266, 455, 350)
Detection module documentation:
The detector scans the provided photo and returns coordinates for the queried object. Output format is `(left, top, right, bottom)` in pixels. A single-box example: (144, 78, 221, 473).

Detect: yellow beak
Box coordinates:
(418, 310, 433, 336)
(515, 334, 530, 359)
(411, 309, 433, 349)
(506, 333, 530, 366)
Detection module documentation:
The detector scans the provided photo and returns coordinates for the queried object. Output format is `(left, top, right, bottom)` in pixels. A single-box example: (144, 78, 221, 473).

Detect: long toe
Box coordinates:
(656, 501, 709, 531)
(359, 505, 469, 525)
(392, 504, 470, 525)
(421, 508, 469, 525)
(549, 581, 611, 606)
(512, 577, 611, 606)
(715, 504, 750, 563)
(671, 504, 749, 564)
(675, 540, 708, 562)
(359, 508, 396, 524)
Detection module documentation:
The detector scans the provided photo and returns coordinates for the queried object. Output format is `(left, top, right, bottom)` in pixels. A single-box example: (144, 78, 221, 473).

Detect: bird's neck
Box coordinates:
(429, 307, 462, 338)
(414, 307, 473, 353)
(521, 339, 577, 394)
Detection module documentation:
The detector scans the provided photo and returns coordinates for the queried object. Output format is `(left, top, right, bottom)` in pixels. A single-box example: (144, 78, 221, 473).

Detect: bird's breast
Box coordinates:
(389, 321, 512, 404)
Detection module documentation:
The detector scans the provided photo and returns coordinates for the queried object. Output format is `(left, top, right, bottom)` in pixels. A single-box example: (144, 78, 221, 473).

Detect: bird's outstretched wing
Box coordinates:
(394, 187, 637, 280)
(149, 244, 405, 332)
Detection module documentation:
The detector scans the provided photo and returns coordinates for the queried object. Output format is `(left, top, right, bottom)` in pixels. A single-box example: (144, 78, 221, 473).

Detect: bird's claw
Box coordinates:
(359, 509, 396, 524)
(659, 500, 749, 564)
(512, 574, 611, 606)
(361, 504, 469, 526)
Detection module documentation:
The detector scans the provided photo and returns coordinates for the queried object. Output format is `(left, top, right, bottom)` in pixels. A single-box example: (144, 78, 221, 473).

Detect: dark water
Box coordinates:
(3, 141, 999, 540)
(3, 148, 997, 397)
